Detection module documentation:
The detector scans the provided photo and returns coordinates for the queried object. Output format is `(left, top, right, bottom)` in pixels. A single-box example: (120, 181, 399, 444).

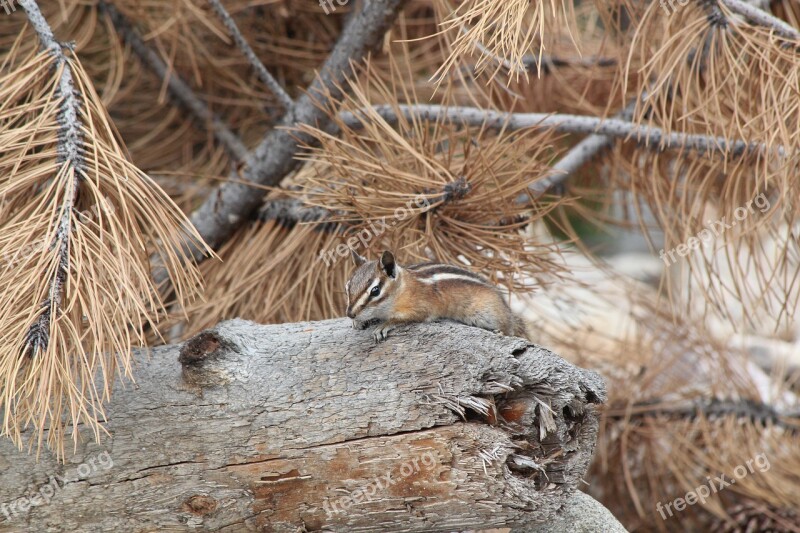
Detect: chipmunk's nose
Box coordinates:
(346, 306, 355, 319)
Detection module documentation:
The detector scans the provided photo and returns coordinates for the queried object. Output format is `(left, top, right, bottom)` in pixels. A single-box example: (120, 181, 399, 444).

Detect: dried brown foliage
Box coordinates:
(2, 0, 800, 529)
(0, 39, 207, 456)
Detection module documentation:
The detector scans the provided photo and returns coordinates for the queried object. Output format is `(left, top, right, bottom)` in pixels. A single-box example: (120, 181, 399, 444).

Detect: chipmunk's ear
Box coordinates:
(380, 250, 396, 278)
(350, 248, 367, 266)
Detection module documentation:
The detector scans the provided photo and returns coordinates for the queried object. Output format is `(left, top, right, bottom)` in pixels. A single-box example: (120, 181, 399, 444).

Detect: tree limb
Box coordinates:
(720, 0, 800, 41)
(98, 0, 248, 161)
(607, 398, 800, 430)
(178, 0, 408, 265)
(340, 104, 791, 159)
(256, 177, 472, 228)
(519, 98, 639, 201)
(0, 318, 608, 532)
(18, 0, 83, 356)
(206, 0, 294, 111)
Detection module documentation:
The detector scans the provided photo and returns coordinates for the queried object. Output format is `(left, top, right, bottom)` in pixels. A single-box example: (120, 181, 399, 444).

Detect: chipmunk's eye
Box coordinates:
(369, 285, 381, 298)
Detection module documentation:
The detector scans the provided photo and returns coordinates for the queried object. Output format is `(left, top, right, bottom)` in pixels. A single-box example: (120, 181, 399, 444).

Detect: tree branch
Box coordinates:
(340, 104, 791, 159)
(98, 0, 248, 161)
(206, 0, 293, 111)
(519, 98, 639, 200)
(180, 0, 409, 260)
(18, 0, 83, 356)
(720, 0, 800, 41)
(256, 177, 472, 229)
(607, 398, 800, 431)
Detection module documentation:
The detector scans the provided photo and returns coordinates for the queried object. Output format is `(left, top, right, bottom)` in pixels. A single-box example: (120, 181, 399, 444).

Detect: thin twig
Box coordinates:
(177, 0, 409, 265)
(459, 25, 626, 200)
(206, 0, 293, 110)
(98, 0, 248, 161)
(18, 0, 83, 356)
(341, 104, 791, 159)
(461, 25, 617, 79)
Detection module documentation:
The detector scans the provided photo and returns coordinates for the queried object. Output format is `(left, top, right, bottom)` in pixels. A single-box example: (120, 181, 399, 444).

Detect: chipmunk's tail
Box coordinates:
(512, 314, 531, 341)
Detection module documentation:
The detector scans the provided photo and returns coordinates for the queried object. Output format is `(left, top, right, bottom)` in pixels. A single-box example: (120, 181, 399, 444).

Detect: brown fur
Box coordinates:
(345, 250, 528, 341)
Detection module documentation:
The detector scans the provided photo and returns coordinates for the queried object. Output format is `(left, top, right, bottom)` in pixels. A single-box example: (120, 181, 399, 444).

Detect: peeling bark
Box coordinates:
(0, 319, 607, 532)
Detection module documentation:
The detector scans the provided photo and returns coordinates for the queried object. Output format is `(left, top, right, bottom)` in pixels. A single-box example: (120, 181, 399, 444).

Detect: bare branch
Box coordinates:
(18, 0, 83, 356)
(340, 104, 792, 159)
(521, 99, 638, 200)
(721, 0, 800, 41)
(608, 398, 800, 432)
(206, 0, 294, 111)
(98, 0, 248, 161)
(181, 0, 409, 258)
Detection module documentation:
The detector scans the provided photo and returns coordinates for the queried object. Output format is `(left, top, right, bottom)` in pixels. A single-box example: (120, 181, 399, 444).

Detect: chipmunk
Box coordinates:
(345, 249, 528, 342)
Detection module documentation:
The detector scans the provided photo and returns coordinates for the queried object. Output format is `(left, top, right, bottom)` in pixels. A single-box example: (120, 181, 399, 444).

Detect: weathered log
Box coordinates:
(0, 318, 609, 532)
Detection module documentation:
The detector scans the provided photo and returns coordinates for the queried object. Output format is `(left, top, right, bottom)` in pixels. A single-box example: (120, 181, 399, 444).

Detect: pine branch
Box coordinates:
(256, 177, 473, 228)
(721, 0, 800, 41)
(18, 0, 83, 356)
(98, 0, 248, 161)
(340, 104, 791, 159)
(520, 98, 639, 200)
(4, 1, 211, 453)
(608, 398, 800, 431)
(206, 0, 293, 111)
(179, 0, 409, 260)
(254, 87, 782, 226)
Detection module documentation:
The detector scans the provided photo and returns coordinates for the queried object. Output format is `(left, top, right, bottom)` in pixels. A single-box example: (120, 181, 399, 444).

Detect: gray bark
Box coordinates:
(186, 0, 409, 254)
(0, 318, 607, 532)
(340, 104, 788, 158)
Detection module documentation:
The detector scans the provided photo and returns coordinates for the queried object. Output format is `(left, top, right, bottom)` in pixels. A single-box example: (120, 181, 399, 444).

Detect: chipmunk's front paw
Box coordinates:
(372, 324, 394, 343)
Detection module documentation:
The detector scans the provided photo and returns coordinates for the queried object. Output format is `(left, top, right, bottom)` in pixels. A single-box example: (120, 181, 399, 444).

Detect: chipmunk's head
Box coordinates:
(345, 249, 401, 329)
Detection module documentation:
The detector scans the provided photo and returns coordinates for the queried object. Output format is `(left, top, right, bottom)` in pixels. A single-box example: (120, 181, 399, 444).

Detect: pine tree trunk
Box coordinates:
(0, 319, 614, 532)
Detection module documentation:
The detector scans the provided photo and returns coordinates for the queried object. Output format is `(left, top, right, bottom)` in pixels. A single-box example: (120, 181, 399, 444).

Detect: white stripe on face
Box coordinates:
(416, 272, 488, 285)
(352, 278, 379, 314)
